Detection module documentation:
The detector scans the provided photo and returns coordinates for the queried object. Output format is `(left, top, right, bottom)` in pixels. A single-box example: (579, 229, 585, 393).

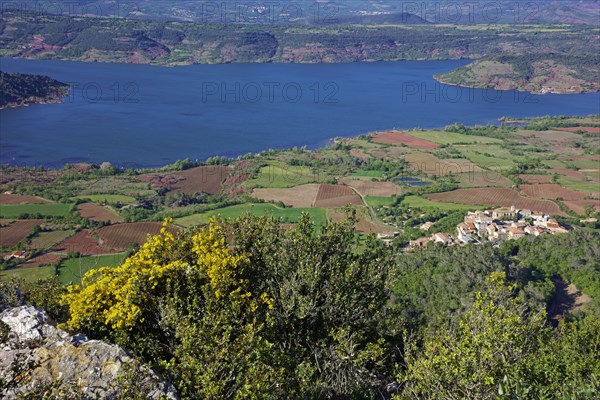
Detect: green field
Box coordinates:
(544, 159, 567, 169)
(0, 265, 55, 283)
(28, 230, 74, 250)
(402, 195, 480, 211)
(57, 253, 128, 285)
(175, 204, 327, 227)
(350, 170, 386, 178)
(558, 177, 600, 193)
(569, 159, 600, 170)
(365, 196, 397, 207)
(457, 146, 520, 171)
(407, 130, 501, 145)
(0, 203, 72, 218)
(71, 194, 136, 204)
(245, 161, 320, 189)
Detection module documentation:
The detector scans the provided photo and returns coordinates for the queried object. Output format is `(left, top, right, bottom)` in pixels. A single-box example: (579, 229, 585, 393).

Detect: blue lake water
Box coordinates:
(395, 177, 432, 187)
(1, 57, 599, 168)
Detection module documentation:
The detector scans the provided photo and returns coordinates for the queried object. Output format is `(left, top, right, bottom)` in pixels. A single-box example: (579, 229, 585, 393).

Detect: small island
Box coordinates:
(0, 70, 70, 110)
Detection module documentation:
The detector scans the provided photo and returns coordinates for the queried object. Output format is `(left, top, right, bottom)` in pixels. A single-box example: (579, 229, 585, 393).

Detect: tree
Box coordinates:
(397, 272, 548, 400)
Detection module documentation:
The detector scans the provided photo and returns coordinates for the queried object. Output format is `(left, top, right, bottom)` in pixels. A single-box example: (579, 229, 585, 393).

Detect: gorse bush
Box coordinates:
(60, 215, 396, 398)
(55, 216, 600, 399)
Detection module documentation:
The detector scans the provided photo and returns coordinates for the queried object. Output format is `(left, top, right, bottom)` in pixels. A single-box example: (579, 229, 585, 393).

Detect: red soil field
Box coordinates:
(313, 184, 363, 208)
(0, 219, 44, 248)
(0, 193, 51, 205)
(427, 188, 565, 215)
(140, 166, 229, 195)
(341, 178, 403, 197)
(520, 184, 588, 201)
(549, 168, 585, 180)
(77, 203, 124, 223)
(53, 229, 108, 255)
(556, 127, 600, 134)
(371, 131, 439, 149)
(518, 175, 553, 184)
(16, 253, 63, 269)
(563, 199, 600, 215)
(96, 222, 178, 252)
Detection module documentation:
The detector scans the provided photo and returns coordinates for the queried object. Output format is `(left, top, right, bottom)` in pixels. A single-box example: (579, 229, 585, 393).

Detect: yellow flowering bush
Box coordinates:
(61, 218, 271, 333)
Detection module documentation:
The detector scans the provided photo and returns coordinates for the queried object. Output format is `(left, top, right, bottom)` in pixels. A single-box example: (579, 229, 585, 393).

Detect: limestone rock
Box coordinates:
(0, 305, 178, 399)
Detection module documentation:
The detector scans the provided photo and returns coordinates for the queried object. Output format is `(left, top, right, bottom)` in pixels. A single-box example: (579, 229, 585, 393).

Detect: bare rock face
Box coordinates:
(0, 305, 178, 399)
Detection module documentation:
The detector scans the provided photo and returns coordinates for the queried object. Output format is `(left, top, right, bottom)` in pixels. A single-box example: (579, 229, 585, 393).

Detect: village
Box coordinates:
(407, 206, 570, 250)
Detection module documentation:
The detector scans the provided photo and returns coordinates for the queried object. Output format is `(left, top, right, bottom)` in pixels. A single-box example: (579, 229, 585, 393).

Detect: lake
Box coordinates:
(1, 57, 598, 168)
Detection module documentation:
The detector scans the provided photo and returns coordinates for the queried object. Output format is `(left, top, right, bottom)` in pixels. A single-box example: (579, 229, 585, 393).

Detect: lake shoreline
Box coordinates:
(1, 58, 599, 168)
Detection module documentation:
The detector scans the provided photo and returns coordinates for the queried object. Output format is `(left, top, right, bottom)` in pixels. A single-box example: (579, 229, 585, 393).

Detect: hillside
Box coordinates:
(1, 11, 598, 66)
(435, 54, 600, 94)
(0, 70, 70, 109)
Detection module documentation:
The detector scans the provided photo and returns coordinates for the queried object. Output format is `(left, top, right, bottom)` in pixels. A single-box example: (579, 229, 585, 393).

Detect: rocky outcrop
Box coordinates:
(0, 305, 178, 399)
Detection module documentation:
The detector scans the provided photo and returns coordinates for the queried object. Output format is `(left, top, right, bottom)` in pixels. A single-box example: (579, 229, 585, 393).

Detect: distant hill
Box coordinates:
(326, 12, 429, 25)
(0, 71, 70, 109)
(14, 0, 600, 25)
(435, 54, 600, 94)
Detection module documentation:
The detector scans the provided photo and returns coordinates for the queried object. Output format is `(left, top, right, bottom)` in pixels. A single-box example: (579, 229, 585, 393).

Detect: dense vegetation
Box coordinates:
(0, 70, 69, 108)
(4, 214, 598, 398)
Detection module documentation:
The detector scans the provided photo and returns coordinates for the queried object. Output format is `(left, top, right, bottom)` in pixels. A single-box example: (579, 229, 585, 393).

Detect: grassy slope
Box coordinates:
(175, 204, 327, 227)
(57, 253, 128, 285)
(0, 203, 72, 218)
